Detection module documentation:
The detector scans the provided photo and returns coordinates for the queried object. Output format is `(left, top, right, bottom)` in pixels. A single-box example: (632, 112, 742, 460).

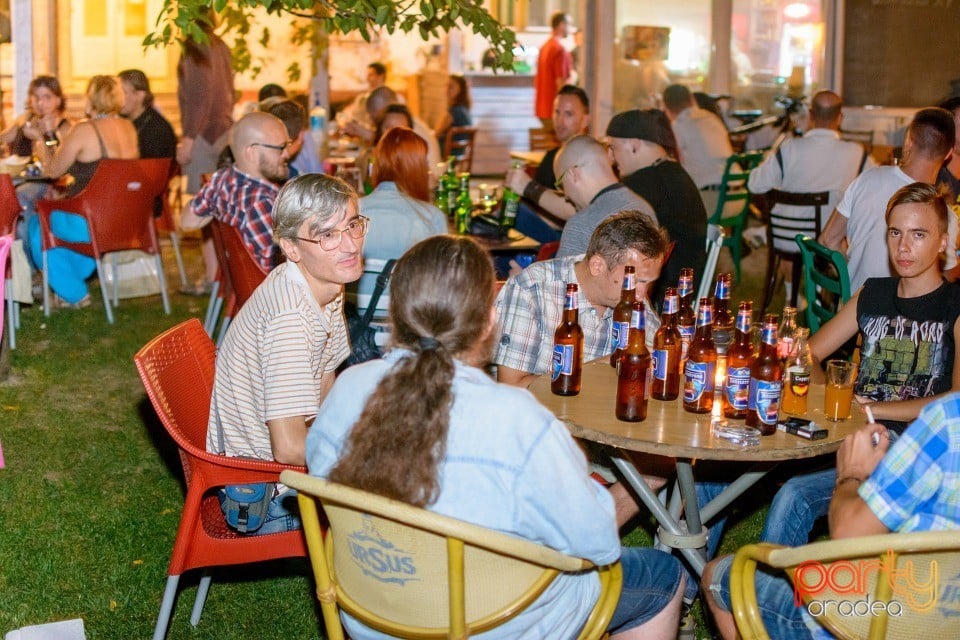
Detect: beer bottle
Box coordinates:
(552, 283, 584, 396)
(455, 173, 473, 235)
(499, 159, 525, 229)
(777, 306, 798, 365)
(677, 268, 696, 365)
(616, 301, 650, 422)
(712, 273, 735, 350)
(652, 287, 682, 400)
(782, 327, 811, 415)
(683, 298, 716, 414)
(747, 314, 783, 434)
(724, 301, 754, 419)
(609, 265, 637, 367)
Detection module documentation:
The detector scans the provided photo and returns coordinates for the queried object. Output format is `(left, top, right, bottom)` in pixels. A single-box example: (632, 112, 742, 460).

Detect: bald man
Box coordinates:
(747, 90, 874, 302)
(342, 85, 440, 170)
(182, 111, 291, 271)
(554, 134, 657, 258)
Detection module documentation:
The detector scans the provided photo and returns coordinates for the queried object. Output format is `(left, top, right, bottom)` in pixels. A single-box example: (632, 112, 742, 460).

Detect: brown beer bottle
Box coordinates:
(616, 301, 651, 421)
(711, 273, 735, 349)
(676, 268, 696, 366)
(683, 298, 717, 414)
(652, 287, 682, 400)
(609, 265, 637, 367)
(723, 301, 754, 419)
(747, 314, 783, 434)
(551, 283, 584, 396)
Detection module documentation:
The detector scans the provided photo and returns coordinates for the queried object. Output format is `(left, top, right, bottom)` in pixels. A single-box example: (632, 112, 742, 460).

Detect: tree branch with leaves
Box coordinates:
(145, 0, 517, 81)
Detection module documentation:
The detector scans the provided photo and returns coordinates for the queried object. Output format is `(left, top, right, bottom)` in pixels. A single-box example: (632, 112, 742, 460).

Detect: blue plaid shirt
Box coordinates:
(860, 391, 960, 532)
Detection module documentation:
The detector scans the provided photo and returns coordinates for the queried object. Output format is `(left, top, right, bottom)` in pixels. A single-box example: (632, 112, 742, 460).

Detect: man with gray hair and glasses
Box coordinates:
(206, 173, 368, 534)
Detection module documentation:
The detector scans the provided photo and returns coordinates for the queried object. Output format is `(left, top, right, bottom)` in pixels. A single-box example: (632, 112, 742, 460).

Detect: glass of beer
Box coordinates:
(824, 360, 856, 421)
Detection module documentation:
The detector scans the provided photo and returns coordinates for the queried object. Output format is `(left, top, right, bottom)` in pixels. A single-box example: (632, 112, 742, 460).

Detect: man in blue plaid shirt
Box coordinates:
(703, 391, 960, 639)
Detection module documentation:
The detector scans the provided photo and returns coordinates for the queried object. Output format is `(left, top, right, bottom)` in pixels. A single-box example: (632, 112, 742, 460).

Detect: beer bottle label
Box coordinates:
(748, 378, 783, 425)
(622, 272, 635, 291)
(678, 275, 693, 298)
(725, 366, 751, 410)
(678, 325, 694, 360)
(787, 367, 810, 397)
(552, 344, 574, 381)
(653, 349, 669, 381)
(663, 294, 678, 314)
(714, 278, 730, 300)
(778, 337, 795, 359)
(683, 360, 714, 403)
(761, 325, 777, 346)
(612, 321, 629, 350)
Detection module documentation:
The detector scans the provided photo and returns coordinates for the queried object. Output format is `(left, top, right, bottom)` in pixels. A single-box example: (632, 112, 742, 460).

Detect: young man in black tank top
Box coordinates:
(752, 181, 960, 550)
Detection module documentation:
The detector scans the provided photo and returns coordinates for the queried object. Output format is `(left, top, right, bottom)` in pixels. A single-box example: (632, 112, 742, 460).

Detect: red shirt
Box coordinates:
(535, 38, 573, 120)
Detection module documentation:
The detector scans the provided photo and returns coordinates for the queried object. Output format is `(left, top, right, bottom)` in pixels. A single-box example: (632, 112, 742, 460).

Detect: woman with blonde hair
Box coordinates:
(307, 235, 685, 640)
(27, 75, 139, 307)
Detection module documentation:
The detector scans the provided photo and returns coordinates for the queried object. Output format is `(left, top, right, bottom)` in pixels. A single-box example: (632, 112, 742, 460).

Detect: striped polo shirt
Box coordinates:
(207, 261, 350, 461)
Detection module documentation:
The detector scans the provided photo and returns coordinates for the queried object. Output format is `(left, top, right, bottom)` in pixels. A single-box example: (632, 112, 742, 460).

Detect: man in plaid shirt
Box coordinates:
(182, 111, 292, 273)
(494, 210, 666, 389)
(703, 392, 960, 639)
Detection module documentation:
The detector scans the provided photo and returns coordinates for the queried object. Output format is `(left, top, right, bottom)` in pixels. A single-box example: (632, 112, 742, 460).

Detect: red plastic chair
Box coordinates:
(155, 161, 188, 289)
(535, 241, 560, 262)
(36, 158, 171, 323)
(0, 174, 22, 348)
(134, 318, 307, 640)
(208, 219, 269, 344)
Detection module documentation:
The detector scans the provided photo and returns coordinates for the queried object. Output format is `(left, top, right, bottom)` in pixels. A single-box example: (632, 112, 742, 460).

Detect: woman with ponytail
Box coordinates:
(306, 235, 684, 640)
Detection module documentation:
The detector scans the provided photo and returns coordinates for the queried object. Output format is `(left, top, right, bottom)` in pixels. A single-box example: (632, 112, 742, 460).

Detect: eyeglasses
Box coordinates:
(250, 140, 292, 152)
(554, 163, 582, 190)
(297, 215, 369, 251)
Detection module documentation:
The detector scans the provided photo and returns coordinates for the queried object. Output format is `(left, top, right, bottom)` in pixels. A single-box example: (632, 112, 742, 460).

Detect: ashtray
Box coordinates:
(711, 419, 761, 447)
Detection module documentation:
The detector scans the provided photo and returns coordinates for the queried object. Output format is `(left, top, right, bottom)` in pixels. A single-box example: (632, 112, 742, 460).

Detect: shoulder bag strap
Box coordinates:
(360, 258, 397, 327)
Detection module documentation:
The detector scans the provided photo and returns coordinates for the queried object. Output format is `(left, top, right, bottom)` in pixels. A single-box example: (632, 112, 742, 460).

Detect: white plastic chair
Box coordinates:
(695, 224, 724, 312)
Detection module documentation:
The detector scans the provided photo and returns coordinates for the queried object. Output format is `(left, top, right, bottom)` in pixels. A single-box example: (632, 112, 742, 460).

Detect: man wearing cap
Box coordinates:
(554, 135, 657, 259)
(606, 108, 707, 306)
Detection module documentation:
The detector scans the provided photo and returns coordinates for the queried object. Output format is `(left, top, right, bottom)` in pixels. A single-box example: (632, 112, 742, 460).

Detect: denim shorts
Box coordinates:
(607, 546, 684, 633)
(707, 554, 828, 639)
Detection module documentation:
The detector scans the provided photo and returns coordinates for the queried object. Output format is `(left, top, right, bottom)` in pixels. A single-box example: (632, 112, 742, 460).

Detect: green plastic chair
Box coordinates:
(795, 234, 852, 334)
(707, 151, 764, 282)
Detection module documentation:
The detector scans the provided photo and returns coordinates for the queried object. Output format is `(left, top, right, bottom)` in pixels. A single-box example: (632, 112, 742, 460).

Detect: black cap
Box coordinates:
(605, 109, 673, 149)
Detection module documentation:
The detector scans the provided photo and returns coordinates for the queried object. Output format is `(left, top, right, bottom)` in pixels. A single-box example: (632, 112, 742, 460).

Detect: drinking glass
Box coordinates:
(477, 184, 499, 213)
(824, 360, 856, 421)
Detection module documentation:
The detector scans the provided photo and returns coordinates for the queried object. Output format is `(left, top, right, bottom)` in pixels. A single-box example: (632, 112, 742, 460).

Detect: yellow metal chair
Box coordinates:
(280, 470, 623, 640)
(707, 151, 764, 283)
(730, 530, 960, 640)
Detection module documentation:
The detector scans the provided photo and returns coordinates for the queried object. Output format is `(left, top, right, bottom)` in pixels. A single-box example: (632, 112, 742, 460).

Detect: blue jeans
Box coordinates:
(708, 554, 823, 639)
(761, 468, 836, 546)
(27, 211, 97, 303)
(218, 487, 301, 536)
(608, 546, 683, 634)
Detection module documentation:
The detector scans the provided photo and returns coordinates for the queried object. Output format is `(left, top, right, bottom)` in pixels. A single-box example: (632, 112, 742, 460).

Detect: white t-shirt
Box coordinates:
(837, 165, 958, 292)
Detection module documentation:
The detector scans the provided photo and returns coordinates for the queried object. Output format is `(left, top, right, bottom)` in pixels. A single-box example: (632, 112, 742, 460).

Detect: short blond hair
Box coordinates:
(86, 75, 124, 115)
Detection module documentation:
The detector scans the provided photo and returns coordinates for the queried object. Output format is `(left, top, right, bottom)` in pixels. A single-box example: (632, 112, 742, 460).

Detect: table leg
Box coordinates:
(610, 455, 707, 577)
(699, 464, 774, 524)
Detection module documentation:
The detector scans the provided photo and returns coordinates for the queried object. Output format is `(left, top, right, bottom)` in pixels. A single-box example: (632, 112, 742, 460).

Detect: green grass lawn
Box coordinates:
(0, 231, 797, 639)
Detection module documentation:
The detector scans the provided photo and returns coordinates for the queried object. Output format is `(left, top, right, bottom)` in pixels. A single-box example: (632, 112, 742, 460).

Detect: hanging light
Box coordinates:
(783, 2, 812, 19)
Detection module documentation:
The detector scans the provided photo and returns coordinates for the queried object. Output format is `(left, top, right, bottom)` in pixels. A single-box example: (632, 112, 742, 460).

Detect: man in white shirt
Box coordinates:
(662, 84, 734, 215)
(820, 107, 957, 290)
(748, 90, 875, 301)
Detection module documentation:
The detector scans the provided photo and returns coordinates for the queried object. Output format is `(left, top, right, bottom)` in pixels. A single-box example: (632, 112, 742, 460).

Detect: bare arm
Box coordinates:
(828, 423, 891, 539)
(496, 365, 538, 388)
(807, 288, 862, 383)
(179, 201, 212, 230)
(266, 415, 310, 466)
(818, 208, 848, 252)
(504, 167, 576, 220)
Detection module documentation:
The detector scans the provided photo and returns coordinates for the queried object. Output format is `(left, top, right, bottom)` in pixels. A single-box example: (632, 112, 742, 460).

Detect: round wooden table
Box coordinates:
(529, 360, 868, 576)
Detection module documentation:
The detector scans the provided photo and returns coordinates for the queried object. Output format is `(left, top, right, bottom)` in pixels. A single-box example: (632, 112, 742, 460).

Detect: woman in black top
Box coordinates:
(0, 75, 71, 156)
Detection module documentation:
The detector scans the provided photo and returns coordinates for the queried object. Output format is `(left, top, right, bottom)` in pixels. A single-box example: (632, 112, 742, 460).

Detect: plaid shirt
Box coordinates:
(859, 391, 960, 532)
(494, 255, 659, 377)
(192, 165, 279, 270)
